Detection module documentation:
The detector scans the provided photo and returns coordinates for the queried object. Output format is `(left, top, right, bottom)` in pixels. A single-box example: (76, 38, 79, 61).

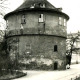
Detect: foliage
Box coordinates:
(0, 0, 9, 30)
(0, 37, 23, 77)
(66, 32, 80, 65)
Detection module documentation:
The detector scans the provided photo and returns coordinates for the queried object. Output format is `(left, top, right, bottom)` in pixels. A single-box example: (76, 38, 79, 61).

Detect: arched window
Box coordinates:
(54, 45, 58, 52)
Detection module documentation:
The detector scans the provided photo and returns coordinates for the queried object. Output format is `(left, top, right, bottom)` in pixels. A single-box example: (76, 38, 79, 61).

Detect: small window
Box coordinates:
(54, 45, 58, 52)
(64, 19, 67, 26)
(59, 17, 62, 25)
(39, 3, 45, 8)
(39, 14, 42, 18)
(39, 14, 44, 22)
(21, 14, 26, 24)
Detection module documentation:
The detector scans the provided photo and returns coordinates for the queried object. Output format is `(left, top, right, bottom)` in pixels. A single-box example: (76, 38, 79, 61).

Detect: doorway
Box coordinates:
(54, 62, 58, 70)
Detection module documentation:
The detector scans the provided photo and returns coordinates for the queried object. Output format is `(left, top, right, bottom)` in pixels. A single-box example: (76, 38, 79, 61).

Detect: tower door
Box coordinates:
(54, 62, 58, 70)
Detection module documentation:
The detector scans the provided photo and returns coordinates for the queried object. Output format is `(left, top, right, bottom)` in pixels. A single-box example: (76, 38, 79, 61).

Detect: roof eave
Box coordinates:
(4, 8, 69, 20)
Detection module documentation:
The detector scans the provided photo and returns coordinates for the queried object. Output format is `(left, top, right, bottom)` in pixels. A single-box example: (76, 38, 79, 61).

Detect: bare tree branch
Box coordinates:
(0, 0, 9, 16)
(0, 0, 8, 4)
(66, 32, 80, 65)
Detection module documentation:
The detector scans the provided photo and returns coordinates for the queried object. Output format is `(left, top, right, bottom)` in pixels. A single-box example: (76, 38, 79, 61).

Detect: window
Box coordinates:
(64, 19, 67, 26)
(39, 14, 44, 22)
(54, 45, 58, 52)
(59, 17, 62, 25)
(39, 3, 45, 8)
(21, 14, 26, 24)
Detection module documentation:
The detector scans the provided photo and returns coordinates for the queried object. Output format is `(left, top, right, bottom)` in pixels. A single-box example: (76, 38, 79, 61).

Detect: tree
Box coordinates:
(66, 32, 80, 65)
(0, 0, 9, 30)
(0, 0, 9, 74)
(0, 0, 8, 16)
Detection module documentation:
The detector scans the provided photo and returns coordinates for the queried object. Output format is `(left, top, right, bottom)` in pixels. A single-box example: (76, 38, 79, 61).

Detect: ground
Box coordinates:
(13, 64, 80, 80)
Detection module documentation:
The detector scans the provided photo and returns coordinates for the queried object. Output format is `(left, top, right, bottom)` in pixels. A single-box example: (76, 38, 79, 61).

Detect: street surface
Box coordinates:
(14, 64, 80, 80)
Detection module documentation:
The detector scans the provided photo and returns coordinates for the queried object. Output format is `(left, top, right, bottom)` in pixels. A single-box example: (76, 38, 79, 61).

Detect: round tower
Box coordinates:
(4, 0, 69, 70)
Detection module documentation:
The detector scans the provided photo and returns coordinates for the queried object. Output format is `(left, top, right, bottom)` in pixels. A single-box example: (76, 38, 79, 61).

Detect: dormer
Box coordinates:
(39, 3, 46, 8)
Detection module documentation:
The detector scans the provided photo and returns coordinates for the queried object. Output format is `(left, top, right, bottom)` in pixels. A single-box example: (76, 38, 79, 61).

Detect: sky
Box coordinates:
(48, 0, 80, 33)
(1, 0, 80, 33)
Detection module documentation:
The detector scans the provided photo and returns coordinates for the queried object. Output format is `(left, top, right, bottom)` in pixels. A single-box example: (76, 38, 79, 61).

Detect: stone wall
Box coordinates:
(6, 10, 67, 70)
(6, 11, 67, 37)
(7, 35, 66, 70)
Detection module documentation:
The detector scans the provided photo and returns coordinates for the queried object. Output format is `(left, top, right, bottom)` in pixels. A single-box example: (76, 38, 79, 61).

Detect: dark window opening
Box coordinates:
(54, 45, 58, 52)
(39, 14, 41, 18)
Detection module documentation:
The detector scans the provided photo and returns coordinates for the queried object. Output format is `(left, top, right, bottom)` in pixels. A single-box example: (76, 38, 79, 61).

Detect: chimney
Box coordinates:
(57, 8, 62, 11)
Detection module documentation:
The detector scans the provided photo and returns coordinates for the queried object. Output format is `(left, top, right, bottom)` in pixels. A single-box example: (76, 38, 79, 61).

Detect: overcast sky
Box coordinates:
(4, 0, 80, 33)
(49, 0, 80, 33)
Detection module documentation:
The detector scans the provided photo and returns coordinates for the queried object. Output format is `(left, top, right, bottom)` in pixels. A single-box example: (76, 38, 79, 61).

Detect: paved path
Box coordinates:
(13, 64, 80, 80)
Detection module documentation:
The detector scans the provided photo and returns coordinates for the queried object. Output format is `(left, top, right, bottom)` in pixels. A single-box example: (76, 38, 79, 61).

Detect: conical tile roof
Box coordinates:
(15, 0, 56, 11)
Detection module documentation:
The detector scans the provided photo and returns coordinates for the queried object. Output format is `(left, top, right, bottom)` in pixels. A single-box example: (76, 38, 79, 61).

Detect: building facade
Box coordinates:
(4, 0, 69, 70)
